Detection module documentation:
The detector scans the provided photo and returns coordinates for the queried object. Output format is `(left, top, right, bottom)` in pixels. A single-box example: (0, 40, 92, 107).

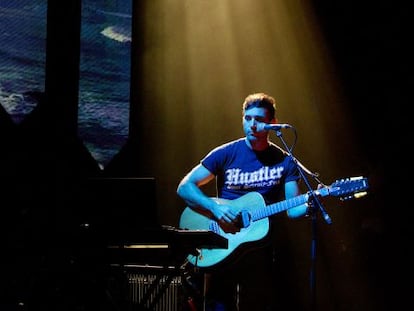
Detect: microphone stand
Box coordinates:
(273, 128, 332, 311)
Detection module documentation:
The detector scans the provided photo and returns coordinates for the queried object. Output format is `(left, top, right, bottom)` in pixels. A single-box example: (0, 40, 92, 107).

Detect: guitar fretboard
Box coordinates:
(251, 193, 309, 221)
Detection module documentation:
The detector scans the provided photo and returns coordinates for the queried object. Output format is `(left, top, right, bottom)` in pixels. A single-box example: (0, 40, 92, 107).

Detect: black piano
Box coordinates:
(105, 225, 228, 267)
(75, 178, 228, 310)
(103, 226, 228, 311)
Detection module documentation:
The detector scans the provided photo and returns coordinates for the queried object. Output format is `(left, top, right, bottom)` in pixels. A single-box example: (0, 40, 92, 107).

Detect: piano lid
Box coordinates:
(104, 226, 228, 266)
(110, 225, 228, 250)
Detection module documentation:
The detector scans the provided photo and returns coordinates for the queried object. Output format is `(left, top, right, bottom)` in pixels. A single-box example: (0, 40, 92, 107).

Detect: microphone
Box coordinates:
(257, 123, 292, 131)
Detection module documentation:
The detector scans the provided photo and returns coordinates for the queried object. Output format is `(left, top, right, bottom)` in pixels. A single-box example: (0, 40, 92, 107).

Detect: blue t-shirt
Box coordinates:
(201, 138, 300, 204)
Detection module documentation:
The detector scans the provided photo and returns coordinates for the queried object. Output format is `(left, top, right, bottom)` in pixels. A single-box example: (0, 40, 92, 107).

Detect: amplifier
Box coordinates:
(127, 272, 183, 311)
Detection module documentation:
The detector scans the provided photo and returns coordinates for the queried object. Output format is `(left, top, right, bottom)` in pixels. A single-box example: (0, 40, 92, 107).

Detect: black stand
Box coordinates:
(274, 127, 332, 311)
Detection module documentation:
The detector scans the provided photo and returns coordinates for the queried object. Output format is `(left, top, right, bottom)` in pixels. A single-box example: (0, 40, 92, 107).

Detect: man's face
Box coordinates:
(242, 107, 272, 141)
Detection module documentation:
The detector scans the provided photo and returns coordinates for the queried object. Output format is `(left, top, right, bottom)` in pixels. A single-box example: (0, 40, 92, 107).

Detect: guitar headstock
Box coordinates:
(329, 176, 369, 201)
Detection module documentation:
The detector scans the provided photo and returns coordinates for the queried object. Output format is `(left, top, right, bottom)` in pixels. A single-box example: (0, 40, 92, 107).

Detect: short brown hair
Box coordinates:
(242, 92, 276, 120)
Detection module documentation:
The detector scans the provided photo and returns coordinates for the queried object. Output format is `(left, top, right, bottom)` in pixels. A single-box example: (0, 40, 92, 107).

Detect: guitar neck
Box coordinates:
(250, 192, 309, 221)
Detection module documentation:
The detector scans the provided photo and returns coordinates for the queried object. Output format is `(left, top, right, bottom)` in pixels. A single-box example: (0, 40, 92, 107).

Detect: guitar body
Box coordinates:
(179, 192, 270, 268)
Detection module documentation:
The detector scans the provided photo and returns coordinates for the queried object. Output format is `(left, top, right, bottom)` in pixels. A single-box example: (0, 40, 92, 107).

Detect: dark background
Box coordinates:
(0, 1, 409, 310)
